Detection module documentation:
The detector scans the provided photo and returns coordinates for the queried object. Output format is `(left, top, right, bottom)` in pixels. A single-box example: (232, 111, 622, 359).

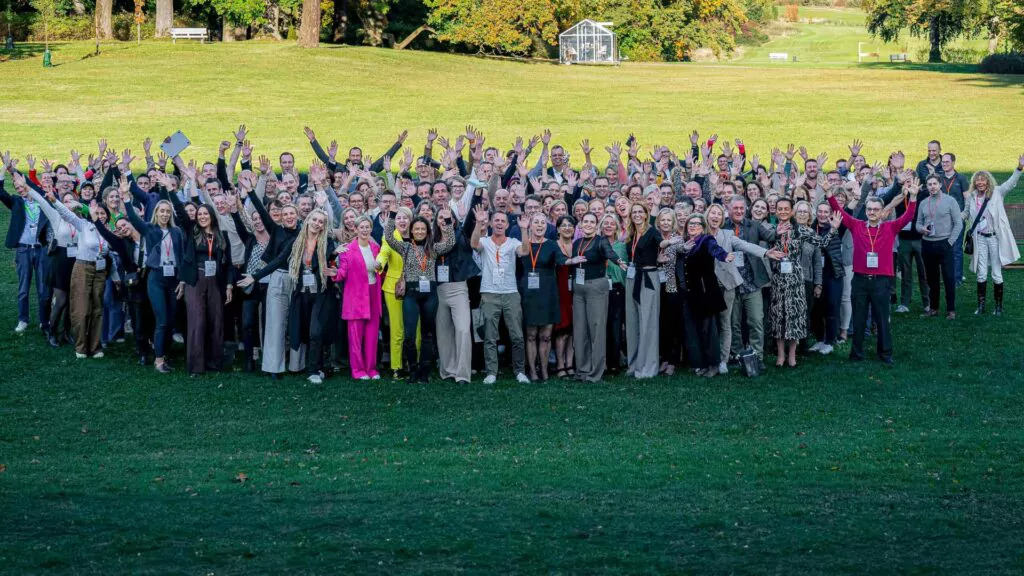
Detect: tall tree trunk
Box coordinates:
(95, 0, 113, 40)
(331, 0, 348, 43)
(297, 0, 321, 47)
(155, 0, 173, 38)
(928, 14, 941, 63)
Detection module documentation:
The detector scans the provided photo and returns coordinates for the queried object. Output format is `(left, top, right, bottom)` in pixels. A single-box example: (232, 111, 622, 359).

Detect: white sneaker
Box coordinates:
(371, 374, 380, 380)
(75, 352, 87, 359)
(718, 362, 728, 374)
(895, 305, 909, 313)
(818, 344, 833, 355)
(358, 375, 370, 381)
(115, 338, 125, 344)
(483, 374, 497, 385)
(307, 374, 323, 384)
(172, 333, 184, 344)
(92, 351, 104, 359)
(14, 321, 28, 333)
(516, 373, 530, 384)
(808, 342, 823, 352)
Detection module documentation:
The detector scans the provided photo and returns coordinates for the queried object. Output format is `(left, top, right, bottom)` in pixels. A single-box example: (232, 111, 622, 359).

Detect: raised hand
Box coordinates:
(98, 139, 108, 157)
(258, 155, 270, 175)
(26, 154, 36, 171)
(397, 130, 409, 145)
(234, 124, 247, 142)
(750, 154, 760, 172)
(143, 137, 152, 156)
(829, 211, 842, 228)
(437, 135, 450, 150)
(798, 146, 809, 162)
(785, 144, 796, 161)
(241, 139, 253, 158)
(473, 204, 489, 227)
(426, 128, 438, 143)
(157, 151, 168, 169)
(219, 140, 231, 155)
(400, 147, 414, 172)
(41, 158, 54, 173)
(1018, 153, 1024, 170)
(464, 125, 477, 143)
(816, 152, 828, 168)
(690, 130, 699, 146)
(849, 139, 863, 157)
(721, 141, 733, 158)
(304, 126, 316, 142)
(541, 129, 552, 147)
(627, 137, 639, 159)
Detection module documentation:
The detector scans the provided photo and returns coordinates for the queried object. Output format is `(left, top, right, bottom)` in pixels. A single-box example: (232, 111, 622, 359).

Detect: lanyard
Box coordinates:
(781, 230, 791, 255)
(97, 235, 105, 255)
(866, 224, 880, 253)
(163, 232, 172, 259)
(927, 194, 940, 223)
(419, 248, 428, 272)
(943, 174, 956, 195)
(206, 236, 214, 259)
(529, 242, 541, 272)
(577, 236, 595, 259)
(630, 229, 644, 260)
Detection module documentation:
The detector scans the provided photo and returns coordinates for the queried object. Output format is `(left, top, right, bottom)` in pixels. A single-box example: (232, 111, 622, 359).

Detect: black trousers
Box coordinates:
(682, 298, 719, 370)
(922, 240, 956, 313)
(403, 285, 439, 376)
(242, 283, 267, 362)
(606, 283, 626, 372)
(850, 274, 893, 361)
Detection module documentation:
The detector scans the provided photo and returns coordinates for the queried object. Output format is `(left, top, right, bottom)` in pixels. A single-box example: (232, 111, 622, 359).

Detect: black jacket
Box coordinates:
(674, 234, 728, 316)
(1, 179, 51, 249)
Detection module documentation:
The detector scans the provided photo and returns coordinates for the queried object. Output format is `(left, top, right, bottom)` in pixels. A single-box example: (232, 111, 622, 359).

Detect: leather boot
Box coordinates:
(993, 283, 1004, 316)
(975, 281, 987, 315)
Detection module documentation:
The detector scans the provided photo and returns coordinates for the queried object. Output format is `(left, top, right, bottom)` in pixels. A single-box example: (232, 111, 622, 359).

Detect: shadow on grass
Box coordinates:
(0, 42, 49, 63)
(952, 73, 1024, 92)
(858, 61, 980, 74)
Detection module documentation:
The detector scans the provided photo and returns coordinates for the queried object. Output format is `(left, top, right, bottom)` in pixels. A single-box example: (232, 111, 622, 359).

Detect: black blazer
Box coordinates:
(1, 179, 51, 248)
(124, 187, 187, 272)
(674, 234, 728, 316)
(168, 192, 235, 289)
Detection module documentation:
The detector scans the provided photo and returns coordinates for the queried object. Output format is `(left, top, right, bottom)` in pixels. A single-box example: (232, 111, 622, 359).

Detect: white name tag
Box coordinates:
(418, 277, 430, 292)
(607, 278, 613, 290)
(163, 264, 175, 277)
(866, 252, 879, 269)
(303, 271, 316, 288)
(733, 252, 744, 267)
(658, 270, 667, 283)
(575, 268, 585, 286)
(527, 272, 540, 290)
(780, 260, 794, 274)
(626, 264, 636, 279)
(95, 258, 106, 271)
(204, 260, 217, 276)
(437, 265, 450, 283)
(66, 246, 78, 258)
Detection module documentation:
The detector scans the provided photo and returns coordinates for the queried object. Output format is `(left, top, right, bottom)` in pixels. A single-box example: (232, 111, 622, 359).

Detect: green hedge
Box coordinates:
(980, 52, 1024, 74)
(26, 14, 158, 42)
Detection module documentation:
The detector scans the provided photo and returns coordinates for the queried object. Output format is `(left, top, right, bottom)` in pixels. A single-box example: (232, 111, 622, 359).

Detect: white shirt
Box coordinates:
(477, 236, 521, 294)
(360, 244, 377, 285)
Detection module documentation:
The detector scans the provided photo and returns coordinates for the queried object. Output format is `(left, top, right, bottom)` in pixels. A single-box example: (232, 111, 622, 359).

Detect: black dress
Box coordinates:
(517, 239, 563, 327)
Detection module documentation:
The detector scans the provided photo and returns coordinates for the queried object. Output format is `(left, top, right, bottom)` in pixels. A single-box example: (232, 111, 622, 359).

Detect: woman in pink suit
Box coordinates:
(334, 215, 383, 380)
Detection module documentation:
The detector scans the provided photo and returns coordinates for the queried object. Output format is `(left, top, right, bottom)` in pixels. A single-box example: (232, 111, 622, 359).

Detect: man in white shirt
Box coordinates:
(470, 205, 529, 384)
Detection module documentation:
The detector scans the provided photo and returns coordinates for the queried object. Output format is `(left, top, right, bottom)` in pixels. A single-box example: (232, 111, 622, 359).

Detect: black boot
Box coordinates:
(975, 281, 987, 315)
(993, 283, 1004, 316)
(402, 339, 421, 383)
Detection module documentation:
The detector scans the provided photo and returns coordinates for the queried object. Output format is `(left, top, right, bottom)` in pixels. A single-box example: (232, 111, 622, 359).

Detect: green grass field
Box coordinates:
(3, 15, 1024, 572)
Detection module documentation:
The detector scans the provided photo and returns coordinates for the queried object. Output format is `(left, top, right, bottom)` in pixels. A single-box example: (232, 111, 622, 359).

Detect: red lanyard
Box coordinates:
(206, 236, 214, 259)
(866, 224, 880, 253)
(630, 230, 643, 259)
(577, 236, 595, 259)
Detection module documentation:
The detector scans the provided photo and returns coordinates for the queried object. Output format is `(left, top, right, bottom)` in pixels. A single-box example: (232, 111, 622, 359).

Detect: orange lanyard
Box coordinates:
(419, 249, 428, 272)
(866, 224, 880, 253)
(529, 242, 541, 271)
(577, 236, 595, 259)
(630, 230, 643, 260)
(943, 175, 956, 195)
(206, 236, 214, 259)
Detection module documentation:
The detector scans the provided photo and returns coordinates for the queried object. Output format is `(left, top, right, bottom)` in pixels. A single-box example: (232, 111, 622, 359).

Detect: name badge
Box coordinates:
(658, 270, 667, 283)
(575, 268, 586, 286)
(204, 260, 217, 276)
(866, 252, 879, 269)
(66, 246, 78, 258)
(418, 276, 430, 292)
(437, 265, 450, 283)
(626, 264, 636, 279)
(780, 259, 794, 274)
(493, 266, 506, 284)
(607, 278, 614, 290)
(95, 258, 106, 271)
(527, 272, 540, 290)
(303, 271, 316, 288)
(733, 252, 744, 267)
(163, 264, 175, 277)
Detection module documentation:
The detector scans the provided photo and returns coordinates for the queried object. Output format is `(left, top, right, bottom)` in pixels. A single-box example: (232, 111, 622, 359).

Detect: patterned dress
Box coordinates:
(768, 223, 835, 340)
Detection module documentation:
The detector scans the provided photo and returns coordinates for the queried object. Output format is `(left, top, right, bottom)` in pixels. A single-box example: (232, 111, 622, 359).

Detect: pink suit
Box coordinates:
(334, 238, 383, 378)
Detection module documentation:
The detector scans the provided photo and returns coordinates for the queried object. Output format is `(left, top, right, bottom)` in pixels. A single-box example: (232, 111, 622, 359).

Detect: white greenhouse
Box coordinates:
(559, 19, 619, 65)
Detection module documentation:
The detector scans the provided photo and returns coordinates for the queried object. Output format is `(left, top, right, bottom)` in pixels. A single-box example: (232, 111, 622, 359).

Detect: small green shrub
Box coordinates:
(979, 52, 1024, 74)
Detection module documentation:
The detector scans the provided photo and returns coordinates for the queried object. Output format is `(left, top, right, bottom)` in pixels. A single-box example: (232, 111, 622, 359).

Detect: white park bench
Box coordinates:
(171, 28, 208, 44)
(769, 53, 789, 62)
(889, 53, 908, 62)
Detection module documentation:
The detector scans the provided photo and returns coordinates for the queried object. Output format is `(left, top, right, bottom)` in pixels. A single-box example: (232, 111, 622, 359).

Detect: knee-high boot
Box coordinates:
(993, 283, 1003, 316)
(975, 281, 987, 315)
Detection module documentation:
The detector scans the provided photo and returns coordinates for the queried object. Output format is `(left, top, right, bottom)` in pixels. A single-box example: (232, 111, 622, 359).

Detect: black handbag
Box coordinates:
(963, 195, 991, 256)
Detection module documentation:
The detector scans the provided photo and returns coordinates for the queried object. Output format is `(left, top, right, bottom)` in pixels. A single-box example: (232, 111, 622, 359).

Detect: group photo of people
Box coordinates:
(4, 127, 1022, 384)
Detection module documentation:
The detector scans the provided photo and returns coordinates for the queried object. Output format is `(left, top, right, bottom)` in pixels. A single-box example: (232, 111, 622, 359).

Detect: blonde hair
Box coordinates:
(288, 208, 329, 286)
(626, 202, 650, 241)
(969, 170, 998, 199)
(655, 207, 676, 233)
(149, 200, 176, 228)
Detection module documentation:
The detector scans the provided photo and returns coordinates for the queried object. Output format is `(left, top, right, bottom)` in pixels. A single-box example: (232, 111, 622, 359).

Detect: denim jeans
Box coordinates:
(147, 271, 178, 358)
(15, 245, 51, 327)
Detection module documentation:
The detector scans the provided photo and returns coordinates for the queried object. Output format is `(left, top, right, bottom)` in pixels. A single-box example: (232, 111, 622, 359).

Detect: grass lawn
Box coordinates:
(3, 22, 1024, 572)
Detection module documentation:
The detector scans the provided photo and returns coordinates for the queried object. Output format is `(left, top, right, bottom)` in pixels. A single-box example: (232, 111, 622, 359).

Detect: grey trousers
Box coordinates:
(573, 278, 610, 382)
(625, 270, 661, 379)
(718, 287, 736, 365)
(262, 270, 299, 374)
(437, 281, 472, 382)
(731, 289, 765, 359)
(480, 292, 525, 377)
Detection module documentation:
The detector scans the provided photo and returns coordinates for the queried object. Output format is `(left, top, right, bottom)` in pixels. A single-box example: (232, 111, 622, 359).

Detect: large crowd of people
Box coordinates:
(2, 127, 1022, 383)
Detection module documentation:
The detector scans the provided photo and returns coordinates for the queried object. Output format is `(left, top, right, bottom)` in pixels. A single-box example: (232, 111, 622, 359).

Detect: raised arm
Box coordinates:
(246, 188, 277, 232)
(995, 155, 1024, 197)
(368, 131, 407, 173)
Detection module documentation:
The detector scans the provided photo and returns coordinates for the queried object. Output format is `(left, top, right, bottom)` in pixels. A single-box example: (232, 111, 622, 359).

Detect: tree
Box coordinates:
(425, 0, 559, 56)
(978, 0, 1024, 52)
(354, 0, 392, 46)
(30, 0, 58, 49)
(330, 0, 348, 42)
(155, 0, 174, 38)
(95, 0, 113, 39)
(297, 0, 320, 46)
(865, 0, 980, 63)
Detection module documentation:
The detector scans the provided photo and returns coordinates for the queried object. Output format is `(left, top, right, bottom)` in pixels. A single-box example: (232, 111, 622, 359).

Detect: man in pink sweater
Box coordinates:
(827, 176, 921, 364)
